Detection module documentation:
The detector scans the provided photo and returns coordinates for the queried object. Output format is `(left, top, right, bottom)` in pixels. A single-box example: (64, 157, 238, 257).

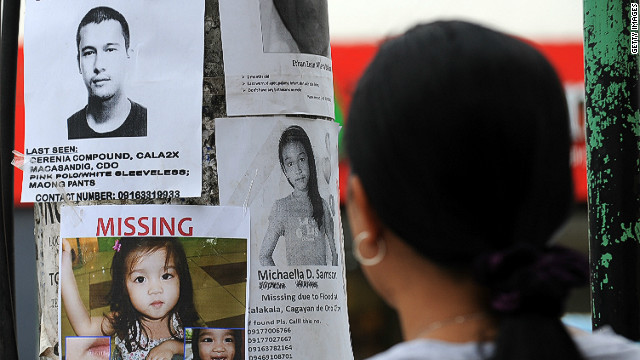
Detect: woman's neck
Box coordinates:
(378, 234, 495, 343)
(396, 280, 492, 342)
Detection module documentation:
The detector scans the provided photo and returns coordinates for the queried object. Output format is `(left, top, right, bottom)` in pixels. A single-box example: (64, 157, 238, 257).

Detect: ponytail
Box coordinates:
(474, 244, 589, 360)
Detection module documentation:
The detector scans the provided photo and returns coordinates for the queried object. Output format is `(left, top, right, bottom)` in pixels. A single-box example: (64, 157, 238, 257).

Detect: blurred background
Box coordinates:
(11, 0, 586, 358)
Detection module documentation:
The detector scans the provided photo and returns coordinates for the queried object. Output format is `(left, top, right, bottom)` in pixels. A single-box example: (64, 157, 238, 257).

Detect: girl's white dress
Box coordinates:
(113, 314, 183, 360)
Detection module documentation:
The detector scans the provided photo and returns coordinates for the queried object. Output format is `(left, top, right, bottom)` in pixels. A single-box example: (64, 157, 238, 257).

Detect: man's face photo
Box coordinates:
(78, 20, 129, 101)
(68, 7, 148, 140)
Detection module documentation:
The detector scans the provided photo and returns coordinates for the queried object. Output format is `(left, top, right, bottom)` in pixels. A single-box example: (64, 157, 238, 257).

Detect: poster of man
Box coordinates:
(219, 0, 335, 118)
(68, 6, 147, 140)
(22, 0, 204, 202)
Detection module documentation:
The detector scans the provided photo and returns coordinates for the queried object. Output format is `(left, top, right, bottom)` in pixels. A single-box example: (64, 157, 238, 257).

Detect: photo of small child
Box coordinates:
(60, 236, 247, 359)
(185, 327, 244, 360)
(259, 125, 338, 266)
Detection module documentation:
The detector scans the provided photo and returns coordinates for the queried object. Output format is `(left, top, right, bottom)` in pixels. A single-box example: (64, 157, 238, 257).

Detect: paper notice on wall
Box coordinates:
(217, 117, 353, 360)
(36, 204, 63, 357)
(58, 205, 249, 359)
(219, 0, 335, 118)
(22, 0, 204, 202)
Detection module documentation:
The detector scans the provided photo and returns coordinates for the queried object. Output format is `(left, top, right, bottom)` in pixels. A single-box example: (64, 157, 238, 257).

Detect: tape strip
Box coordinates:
(11, 150, 25, 170)
(54, 182, 83, 221)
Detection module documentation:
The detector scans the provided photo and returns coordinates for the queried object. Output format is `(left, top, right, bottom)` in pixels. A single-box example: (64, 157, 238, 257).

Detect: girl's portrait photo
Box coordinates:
(259, 125, 338, 266)
(60, 236, 247, 359)
(216, 118, 341, 269)
(185, 327, 244, 360)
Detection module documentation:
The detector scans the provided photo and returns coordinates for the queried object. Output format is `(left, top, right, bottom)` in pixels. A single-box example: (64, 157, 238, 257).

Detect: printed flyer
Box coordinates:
(58, 205, 249, 359)
(217, 117, 353, 360)
(22, 0, 204, 202)
(219, 0, 335, 118)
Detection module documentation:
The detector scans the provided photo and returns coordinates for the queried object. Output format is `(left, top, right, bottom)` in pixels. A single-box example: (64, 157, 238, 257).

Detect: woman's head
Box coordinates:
(192, 328, 243, 360)
(109, 237, 198, 349)
(345, 20, 588, 360)
(346, 21, 573, 269)
(279, 125, 317, 193)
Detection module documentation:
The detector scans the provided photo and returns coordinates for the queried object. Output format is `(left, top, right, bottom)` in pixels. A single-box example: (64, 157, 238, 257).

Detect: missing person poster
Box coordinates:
(217, 117, 353, 360)
(219, 0, 335, 118)
(58, 205, 250, 359)
(22, 0, 204, 202)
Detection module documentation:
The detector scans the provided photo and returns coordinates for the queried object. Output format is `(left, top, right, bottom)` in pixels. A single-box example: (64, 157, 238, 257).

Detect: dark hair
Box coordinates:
(192, 328, 243, 360)
(77, 7, 130, 53)
(278, 125, 325, 229)
(345, 21, 585, 360)
(108, 237, 199, 353)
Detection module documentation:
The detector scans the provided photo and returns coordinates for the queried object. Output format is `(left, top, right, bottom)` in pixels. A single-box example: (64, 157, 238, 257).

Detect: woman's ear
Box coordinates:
(347, 175, 382, 241)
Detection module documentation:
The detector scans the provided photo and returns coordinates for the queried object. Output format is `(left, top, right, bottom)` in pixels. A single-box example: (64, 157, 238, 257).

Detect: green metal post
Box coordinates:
(584, 0, 640, 339)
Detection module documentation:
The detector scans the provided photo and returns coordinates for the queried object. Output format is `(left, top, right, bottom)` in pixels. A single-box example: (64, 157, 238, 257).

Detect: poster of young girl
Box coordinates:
(59, 205, 250, 360)
(216, 117, 353, 360)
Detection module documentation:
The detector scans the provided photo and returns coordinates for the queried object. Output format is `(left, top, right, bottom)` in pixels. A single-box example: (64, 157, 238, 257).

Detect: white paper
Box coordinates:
(58, 204, 250, 358)
(219, 0, 335, 118)
(217, 117, 353, 360)
(22, 0, 204, 202)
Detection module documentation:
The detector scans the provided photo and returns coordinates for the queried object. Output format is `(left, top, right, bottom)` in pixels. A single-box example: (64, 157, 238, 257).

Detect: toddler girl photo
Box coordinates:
(61, 237, 198, 359)
(186, 327, 244, 360)
(61, 236, 248, 359)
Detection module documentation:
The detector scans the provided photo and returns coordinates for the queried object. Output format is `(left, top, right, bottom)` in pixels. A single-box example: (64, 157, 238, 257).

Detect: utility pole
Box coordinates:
(34, 2, 224, 358)
(0, 0, 21, 357)
(584, 0, 640, 339)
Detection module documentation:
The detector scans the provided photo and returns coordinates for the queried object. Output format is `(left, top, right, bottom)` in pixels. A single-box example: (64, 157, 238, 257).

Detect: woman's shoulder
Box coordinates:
(365, 330, 640, 360)
(365, 339, 489, 360)
(573, 327, 640, 359)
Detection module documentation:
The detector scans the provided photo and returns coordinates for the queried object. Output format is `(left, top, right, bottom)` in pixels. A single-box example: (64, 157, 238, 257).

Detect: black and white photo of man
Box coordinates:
(67, 6, 147, 140)
(259, 0, 330, 57)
